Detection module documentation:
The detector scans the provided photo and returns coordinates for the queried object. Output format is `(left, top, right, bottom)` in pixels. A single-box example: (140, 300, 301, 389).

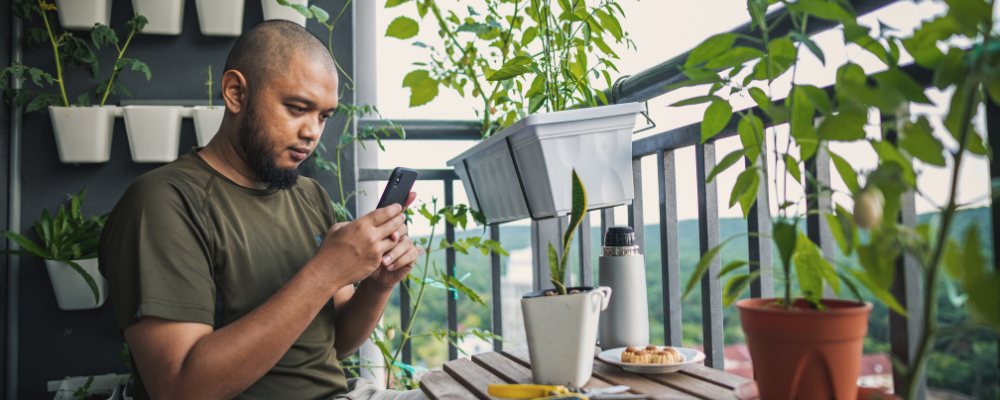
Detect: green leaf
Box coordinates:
(288, 4, 312, 19)
(701, 100, 732, 143)
(487, 65, 531, 82)
(793, 232, 838, 301)
(737, 114, 764, 164)
(90, 24, 118, 49)
(447, 275, 487, 307)
(309, 5, 329, 22)
(933, 47, 966, 90)
(790, 86, 817, 151)
(408, 78, 438, 107)
(402, 70, 430, 88)
(384, 0, 410, 8)
(850, 268, 906, 316)
(663, 74, 723, 92)
(789, 31, 825, 65)
(670, 95, 722, 107)
(829, 150, 860, 193)
(592, 37, 616, 57)
(773, 221, 797, 271)
(843, 21, 892, 67)
(457, 22, 492, 35)
(561, 170, 587, 274)
(723, 271, 760, 306)
(901, 16, 961, 68)
(683, 235, 741, 299)
(705, 47, 764, 70)
(503, 56, 534, 67)
(738, 169, 760, 218)
(786, 0, 856, 22)
(816, 108, 867, 141)
(798, 85, 832, 115)
(783, 154, 801, 183)
(595, 9, 623, 41)
(1, 231, 47, 258)
(718, 260, 750, 278)
(872, 68, 933, 104)
(730, 166, 759, 208)
(706, 149, 746, 182)
(685, 34, 737, 67)
(386, 16, 419, 39)
(66, 260, 101, 305)
(547, 243, 561, 290)
(899, 116, 945, 166)
(873, 140, 916, 187)
(943, 0, 992, 33)
(522, 26, 538, 46)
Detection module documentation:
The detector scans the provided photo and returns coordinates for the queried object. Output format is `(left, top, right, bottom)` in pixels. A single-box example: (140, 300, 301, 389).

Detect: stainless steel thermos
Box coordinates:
(598, 226, 649, 350)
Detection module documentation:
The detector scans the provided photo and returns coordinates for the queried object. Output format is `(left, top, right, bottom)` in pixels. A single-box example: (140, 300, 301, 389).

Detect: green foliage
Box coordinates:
(72, 376, 94, 400)
(205, 65, 215, 108)
(95, 14, 150, 106)
(384, 0, 637, 137)
(547, 170, 587, 295)
(1, 187, 106, 305)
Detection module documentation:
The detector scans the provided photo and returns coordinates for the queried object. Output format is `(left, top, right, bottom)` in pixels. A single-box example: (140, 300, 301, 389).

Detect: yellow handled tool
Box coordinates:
(488, 384, 642, 400)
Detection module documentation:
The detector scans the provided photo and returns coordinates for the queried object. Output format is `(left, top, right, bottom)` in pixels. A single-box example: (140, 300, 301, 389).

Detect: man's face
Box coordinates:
(239, 52, 339, 188)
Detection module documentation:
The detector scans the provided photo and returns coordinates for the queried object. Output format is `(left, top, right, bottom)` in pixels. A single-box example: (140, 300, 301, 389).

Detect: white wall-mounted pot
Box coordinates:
(49, 106, 116, 163)
(123, 106, 183, 162)
(262, 0, 308, 26)
(131, 0, 184, 35)
(195, 0, 245, 36)
(447, 103, 643, 224)
(53, 374, 120, 400)
(521, 286, 611, 387)
(192, 106, 225, 146)
(45, 259, 107, 311)
(54, 0, 112, 30)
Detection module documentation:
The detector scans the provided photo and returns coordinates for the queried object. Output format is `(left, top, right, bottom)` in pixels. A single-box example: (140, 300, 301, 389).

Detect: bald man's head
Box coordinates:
(224, 20, 336, 92)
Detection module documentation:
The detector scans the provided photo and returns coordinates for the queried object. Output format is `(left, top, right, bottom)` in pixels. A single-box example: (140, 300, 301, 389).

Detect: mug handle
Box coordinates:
(591, 286, 612, 311)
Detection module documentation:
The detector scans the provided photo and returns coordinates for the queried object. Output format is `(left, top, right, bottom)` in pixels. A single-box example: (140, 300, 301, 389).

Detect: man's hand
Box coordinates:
(310, 202, 407, 290)
(367, 192, 420, 288)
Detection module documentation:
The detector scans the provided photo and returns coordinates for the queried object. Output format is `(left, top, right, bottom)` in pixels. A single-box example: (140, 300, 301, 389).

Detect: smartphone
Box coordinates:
(377, 167, 418, 209)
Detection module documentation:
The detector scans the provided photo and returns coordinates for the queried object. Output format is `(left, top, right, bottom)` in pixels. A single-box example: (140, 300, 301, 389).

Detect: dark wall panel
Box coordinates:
(11, 0, 353, 398)
(1, 0, 12, 395)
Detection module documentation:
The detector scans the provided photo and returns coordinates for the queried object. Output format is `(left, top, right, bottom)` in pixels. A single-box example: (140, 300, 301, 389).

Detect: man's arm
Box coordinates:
(125, 205, 407, 400)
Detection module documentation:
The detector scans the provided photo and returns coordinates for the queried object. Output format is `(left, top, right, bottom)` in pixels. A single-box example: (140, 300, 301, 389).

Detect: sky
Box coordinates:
(366, 0, 994, 237)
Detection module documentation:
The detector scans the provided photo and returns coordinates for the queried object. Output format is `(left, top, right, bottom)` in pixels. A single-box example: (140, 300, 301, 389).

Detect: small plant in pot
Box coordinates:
(1, 188, 108, 310)
(3, 2, 149, 163)
(676, 0, 998, 399)
(192, 65, 225, 147)
(521, 170, 611, 387)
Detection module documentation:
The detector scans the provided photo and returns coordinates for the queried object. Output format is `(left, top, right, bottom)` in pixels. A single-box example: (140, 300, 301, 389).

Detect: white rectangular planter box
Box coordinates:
(447, 103, 643, 224)
(192, 106, 225, 146)
(522, 287, 611, 387)
(123, 106, 183, 163)
(53, 374, 120, 400)
(54, 0, 112, 30)
(49, 106, 116, 163)
(195, 0, 245, 36)
(262, 0, 308, 26)
(45, 259, 107, 311)
(131, 0, 184, 35)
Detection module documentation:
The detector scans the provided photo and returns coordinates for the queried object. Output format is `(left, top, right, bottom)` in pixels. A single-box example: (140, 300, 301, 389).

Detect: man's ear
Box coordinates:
(221, 70, 249, 115)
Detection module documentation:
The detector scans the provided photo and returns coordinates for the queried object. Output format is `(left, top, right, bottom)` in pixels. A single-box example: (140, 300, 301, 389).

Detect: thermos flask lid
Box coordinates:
(603, 226, 640, 256)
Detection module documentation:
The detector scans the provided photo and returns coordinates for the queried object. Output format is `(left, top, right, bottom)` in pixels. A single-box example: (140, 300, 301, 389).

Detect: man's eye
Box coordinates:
(321, 114, 332, 121)
(291, 106, 306, 113)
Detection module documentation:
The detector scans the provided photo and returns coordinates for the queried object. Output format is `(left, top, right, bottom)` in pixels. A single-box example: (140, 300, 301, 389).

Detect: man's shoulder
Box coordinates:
(122, 156, 215, 208)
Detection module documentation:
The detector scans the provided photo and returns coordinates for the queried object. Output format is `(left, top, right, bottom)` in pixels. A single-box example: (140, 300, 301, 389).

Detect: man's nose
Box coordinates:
(300, 116, 324, 142)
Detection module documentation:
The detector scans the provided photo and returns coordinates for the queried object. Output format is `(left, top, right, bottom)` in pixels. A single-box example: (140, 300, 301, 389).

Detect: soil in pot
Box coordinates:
(78, 390, 112, 400)
(737, 298, 872, 400)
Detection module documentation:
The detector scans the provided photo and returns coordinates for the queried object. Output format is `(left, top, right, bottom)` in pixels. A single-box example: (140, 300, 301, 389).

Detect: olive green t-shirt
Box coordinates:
(98, 148, 347, 400)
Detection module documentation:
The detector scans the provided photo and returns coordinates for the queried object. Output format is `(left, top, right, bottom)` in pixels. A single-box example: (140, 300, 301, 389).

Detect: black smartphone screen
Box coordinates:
(376, 167, 418, 209)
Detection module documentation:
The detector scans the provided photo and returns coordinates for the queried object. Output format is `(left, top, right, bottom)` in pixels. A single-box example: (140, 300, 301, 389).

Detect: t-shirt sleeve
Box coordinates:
(99, 176, 216, 331)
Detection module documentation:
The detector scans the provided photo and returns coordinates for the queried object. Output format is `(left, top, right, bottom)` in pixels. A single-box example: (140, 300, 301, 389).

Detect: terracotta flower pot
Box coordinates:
(736, 298, 872, 400)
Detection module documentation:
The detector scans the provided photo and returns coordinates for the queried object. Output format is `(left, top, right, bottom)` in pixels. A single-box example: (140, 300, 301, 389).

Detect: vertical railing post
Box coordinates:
(531, 219, 564, 292)
(600, 208, 615, 239)
(804, 147, 835, 297)
(657, 149, 683, 346)
(746, 158, 773, 299)
(489, 224, 503, 352)
(987, 99, 1000, 393)
(578, 213, 593, 287)
(885, 107, 926, 399)
(627, 158, 645, 253)
(695, 142, 724, 369)
(445, 179, 458, 360)
(400, 258, 412, 366)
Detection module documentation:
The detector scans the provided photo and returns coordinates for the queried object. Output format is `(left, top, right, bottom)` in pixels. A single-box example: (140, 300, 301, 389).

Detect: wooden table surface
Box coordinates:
(419, 348, 752, 400)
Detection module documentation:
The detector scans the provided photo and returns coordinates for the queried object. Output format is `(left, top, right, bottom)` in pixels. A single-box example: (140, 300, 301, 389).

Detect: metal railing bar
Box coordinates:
(600, 209, 616, 240)
(627, 158, 646, 255)
(884, 108, 927, 400)
(695, 142, 725, 370)
(603, 0, 898, 105)
(747, 157, 774, 299)
(489, 224, 503, 352)
(359, 119, 485, 141)
(578, 213, 594, 287)
(445, 179, 458, 361)
(988, 100, 1000, 390)
(657, 149, 683, 347)
(400, 269, 413, 367)
(804, 147, 837, 298)
(359, 169, 459, 181)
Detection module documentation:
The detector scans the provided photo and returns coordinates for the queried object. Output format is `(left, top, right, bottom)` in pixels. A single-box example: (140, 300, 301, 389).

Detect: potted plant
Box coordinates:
(264, 0, 309, 27)
(53, 0, 111, 30)
(385, 0, 643, 224)
(54, 375, 121, 400)
(3, 4, 149, 163)
(194, 0, 245, 36)
(131, 0, 184, 35)
(678, 1, 998, 399)
(521, 170, 612, 387)
(192, 65, 224, 147)
(1, 188, 107, 310)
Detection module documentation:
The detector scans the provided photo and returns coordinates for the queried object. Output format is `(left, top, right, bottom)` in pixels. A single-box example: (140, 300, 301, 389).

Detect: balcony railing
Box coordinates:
(359, 0, 999, 397)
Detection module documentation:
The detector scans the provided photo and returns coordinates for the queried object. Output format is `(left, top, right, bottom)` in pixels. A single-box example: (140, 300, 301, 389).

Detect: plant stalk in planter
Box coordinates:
(91, 14, 150, 106)
(1, 188, 107, 305)
(548, 169, 586, 295)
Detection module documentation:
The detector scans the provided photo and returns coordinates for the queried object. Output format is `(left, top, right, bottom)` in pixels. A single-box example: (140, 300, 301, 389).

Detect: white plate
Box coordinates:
(597, 346, 706, 374)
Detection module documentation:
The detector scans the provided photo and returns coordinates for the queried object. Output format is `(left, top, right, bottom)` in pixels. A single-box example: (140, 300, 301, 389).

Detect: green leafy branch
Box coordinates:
(92, 14, 150, 106)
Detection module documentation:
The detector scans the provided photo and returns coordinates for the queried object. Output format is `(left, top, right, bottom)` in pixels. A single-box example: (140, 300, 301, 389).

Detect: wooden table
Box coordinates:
(419, 348, 752, 400)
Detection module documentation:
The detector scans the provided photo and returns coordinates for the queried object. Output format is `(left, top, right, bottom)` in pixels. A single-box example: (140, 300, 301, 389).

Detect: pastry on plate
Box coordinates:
(621, 346, 684, 365)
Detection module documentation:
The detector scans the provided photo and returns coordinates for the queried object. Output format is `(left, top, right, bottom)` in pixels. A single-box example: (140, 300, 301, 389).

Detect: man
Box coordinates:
(99, 21, 426, 400)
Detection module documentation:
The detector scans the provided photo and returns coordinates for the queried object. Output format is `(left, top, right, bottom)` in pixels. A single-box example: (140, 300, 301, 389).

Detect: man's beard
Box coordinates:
(238, 95, 301, 190)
